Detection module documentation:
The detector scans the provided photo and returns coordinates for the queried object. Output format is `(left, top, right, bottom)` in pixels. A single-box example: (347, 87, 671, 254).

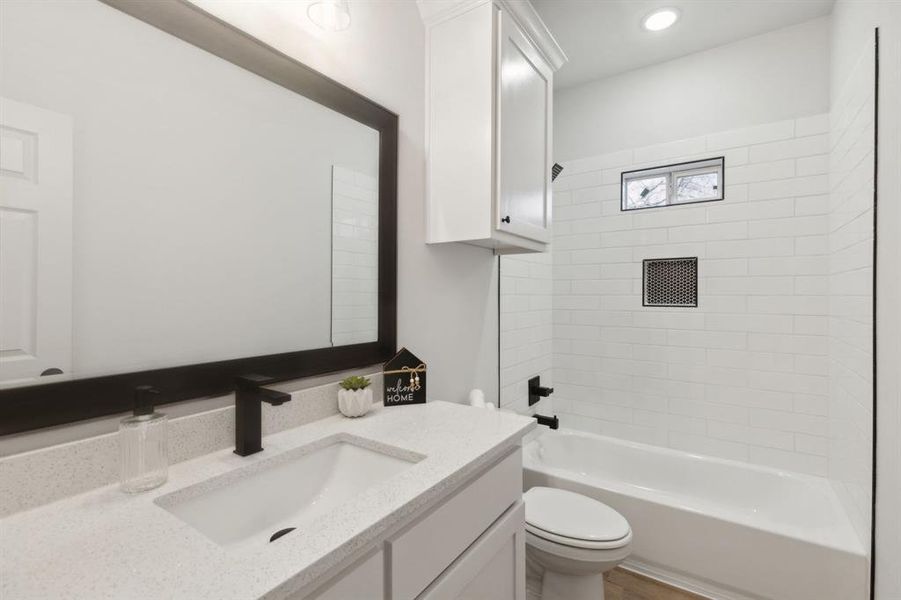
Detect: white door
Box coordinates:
(0, 97, 73, 383)
(496, 8, 553, 244)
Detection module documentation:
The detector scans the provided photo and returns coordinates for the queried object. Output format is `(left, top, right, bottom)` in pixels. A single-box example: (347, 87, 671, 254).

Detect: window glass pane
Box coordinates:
(675, 171, 718, 202)
(625, 175, 668, 209)
(620, 157, 723, 211)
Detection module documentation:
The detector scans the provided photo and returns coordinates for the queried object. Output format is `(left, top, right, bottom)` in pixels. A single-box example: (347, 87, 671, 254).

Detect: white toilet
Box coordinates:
(523, 487, 632, 600)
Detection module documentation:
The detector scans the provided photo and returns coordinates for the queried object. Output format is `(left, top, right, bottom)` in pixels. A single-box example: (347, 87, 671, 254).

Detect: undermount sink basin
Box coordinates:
(156, 435, 423, 548)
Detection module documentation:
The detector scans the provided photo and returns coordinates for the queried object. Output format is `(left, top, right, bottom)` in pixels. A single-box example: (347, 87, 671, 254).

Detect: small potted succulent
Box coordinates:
(338, 375, 373, 417)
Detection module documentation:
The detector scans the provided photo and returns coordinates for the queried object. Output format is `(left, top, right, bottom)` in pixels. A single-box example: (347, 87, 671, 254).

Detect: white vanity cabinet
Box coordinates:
(421, 0, 566, 254)
(301, 448, 525, 600)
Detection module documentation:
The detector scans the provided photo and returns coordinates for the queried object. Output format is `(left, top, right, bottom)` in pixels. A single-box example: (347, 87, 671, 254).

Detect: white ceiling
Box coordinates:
(532, 0, 834, 89)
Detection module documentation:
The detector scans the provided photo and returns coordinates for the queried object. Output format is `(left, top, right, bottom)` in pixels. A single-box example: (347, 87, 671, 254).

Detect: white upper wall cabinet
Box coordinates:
(419, 0, 566, 254)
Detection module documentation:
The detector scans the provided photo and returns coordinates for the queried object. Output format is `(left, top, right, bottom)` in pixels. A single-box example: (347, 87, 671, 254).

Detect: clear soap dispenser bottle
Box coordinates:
(119, 385, 168, 493)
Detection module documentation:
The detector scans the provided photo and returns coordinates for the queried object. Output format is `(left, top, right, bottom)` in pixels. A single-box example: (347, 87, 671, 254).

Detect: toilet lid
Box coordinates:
(524, 487, 631, 545)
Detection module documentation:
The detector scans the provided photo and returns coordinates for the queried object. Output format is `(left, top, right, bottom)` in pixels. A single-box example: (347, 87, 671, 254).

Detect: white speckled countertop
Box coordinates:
(0, 401, 534, 600)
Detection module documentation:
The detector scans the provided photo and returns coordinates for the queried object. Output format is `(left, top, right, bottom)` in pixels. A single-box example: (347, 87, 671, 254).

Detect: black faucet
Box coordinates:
(533, 414, 559, 430)
(234, 374, 292, 456)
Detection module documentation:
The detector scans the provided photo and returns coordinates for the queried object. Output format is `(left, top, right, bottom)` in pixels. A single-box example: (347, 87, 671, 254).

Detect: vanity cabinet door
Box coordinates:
(417, 501, 526, 600)
(495, 8, 552, 245)
(388, 449, 522, 599)
(305, 549, 384, 600)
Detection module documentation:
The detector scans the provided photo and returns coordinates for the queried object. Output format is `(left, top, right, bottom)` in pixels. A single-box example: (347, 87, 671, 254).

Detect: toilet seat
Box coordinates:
(524, 487, 632, 550)
(525, 522, 632, 550)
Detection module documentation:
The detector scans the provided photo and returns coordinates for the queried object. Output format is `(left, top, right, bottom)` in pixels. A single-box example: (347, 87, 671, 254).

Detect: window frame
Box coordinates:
(621, 156, 725, 211)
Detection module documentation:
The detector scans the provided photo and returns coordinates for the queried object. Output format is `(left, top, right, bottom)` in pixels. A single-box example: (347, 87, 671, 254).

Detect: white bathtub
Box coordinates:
(523, 430, 868, 600)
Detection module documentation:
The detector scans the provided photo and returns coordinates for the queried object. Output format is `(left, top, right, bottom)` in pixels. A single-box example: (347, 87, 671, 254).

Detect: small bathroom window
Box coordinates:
(621, 157, 724, 211)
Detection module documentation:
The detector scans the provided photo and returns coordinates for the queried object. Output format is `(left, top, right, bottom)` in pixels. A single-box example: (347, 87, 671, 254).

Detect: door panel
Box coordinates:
(418, 501, 526, 600)
(0, 97, 73, 383)
(305, 549, 384, 600)
(497, 9, 552, 244)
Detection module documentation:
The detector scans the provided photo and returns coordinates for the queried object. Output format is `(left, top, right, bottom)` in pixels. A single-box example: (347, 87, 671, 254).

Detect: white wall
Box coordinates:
(551, 115, 833, 475)
(554, 17, 831, 161)
(829, 2, 901, 598)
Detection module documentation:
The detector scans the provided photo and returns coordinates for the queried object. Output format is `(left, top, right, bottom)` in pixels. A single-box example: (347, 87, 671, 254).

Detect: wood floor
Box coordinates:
(604, 568, 708, 600)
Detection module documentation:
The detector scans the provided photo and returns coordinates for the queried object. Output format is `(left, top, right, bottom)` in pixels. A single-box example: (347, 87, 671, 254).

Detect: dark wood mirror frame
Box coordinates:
(0, 0, 398, 436)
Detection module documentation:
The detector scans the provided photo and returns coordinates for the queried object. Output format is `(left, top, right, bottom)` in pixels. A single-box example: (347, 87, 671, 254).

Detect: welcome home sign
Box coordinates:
(383, 347, 426, 406)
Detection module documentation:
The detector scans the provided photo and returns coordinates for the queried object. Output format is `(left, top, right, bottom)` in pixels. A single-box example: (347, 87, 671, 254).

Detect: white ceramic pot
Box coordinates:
(338, 387, 373, 417)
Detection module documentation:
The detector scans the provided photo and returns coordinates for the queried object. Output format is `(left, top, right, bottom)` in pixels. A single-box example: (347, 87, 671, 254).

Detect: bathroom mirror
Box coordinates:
(0, 0, 397, 433)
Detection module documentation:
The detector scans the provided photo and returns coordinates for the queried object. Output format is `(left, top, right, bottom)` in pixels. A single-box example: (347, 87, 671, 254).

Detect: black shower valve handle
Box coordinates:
(528, 376, 553, 407)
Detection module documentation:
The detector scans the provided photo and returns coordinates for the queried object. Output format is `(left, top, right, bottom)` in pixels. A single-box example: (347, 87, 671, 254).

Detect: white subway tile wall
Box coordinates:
(499, 252, 553, 414)
(828, 38, 875, 546)
(331, 166, 378, 345)
(549, 114, 834, 475)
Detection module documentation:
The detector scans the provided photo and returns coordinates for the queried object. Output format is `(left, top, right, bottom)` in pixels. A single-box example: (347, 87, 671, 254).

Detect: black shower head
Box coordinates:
(551, 162, 564, 181)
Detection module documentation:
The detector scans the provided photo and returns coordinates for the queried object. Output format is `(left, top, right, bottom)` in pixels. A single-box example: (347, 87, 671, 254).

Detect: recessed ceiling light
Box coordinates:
(308, 0, 351, 32)
(642, 8, 679, 32)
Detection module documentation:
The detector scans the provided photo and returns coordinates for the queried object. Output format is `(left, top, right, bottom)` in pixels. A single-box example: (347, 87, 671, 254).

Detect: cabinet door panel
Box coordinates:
(418, 501, 526, 600)
(497, 9, 552, 244)
(305, 549, 384, 600)
(456, 534, 517, 599)
(389, 450, 522, 600)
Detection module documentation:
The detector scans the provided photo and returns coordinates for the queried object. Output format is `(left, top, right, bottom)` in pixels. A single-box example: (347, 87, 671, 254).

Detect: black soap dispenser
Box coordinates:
(118, 386, 168, 493)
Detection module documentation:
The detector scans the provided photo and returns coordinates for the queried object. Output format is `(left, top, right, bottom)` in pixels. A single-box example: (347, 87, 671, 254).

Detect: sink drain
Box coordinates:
(269, 527, 296, 543)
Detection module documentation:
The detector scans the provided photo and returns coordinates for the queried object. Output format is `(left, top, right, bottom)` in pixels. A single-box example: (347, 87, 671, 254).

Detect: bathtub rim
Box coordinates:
(523, 427, 867, 557)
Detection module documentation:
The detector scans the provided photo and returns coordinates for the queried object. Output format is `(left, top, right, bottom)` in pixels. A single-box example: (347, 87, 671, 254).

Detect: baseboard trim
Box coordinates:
(620, 558, 761, 600)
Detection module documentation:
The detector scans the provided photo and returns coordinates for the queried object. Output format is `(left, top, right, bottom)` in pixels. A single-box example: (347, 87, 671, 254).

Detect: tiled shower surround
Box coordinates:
(499, 252, 553, 412)
(502, 108, 875, 546)
(505, 114, 838, 470)
(827, 34, 875, 546)
(548, 115, 835, 475)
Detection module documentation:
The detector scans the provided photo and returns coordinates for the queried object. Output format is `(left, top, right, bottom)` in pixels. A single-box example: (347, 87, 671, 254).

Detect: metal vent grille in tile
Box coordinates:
(643, 258, 698, 307)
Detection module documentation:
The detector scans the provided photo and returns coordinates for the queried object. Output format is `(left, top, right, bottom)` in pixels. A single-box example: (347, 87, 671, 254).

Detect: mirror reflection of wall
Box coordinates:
(0, 0, 380, 386)
(330, 166, 379, 346)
